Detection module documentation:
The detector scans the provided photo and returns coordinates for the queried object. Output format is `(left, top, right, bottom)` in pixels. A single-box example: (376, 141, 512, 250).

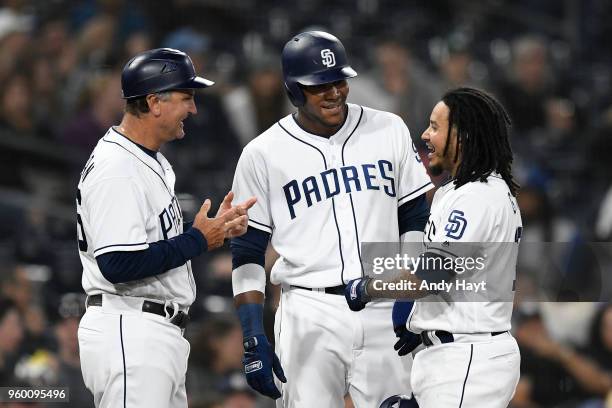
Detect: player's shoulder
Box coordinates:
(242, 113, 295, 154)
(81, 130, 140, 184)
(352, 104, 410, 147)
(450, 174, 514, 209)
(357, 104, 404, 126)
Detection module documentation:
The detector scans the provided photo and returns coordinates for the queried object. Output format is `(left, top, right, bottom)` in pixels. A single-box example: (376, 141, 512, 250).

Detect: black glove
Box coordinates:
(345, 277, 372, 311)
(392, 300, 421, 356)
(379, 394, 420, 408)
(393, 325, 422, 356)
(242, 334, 287, 399)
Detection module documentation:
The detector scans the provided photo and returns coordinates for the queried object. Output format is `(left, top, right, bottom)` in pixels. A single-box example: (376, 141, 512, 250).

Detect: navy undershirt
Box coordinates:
(230, 193, 430, 269)
(398, 194, 429, 235)
(95, 142, 208, 284)
(97, 227, 207, 284)
(117, 130, 159, 159)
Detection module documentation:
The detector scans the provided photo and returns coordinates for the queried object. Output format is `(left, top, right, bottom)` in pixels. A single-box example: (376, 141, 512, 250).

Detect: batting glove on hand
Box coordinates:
(392, 300, 421, 356)
(379, 393, 420, 408)
(394, 326, 422, 356)
(242, 334, 286, 400)
(345, 277, 372, 311)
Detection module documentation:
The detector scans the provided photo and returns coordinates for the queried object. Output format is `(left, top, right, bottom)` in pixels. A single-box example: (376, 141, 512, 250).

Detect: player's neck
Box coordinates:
(294, 106, 347, 138)
(117, 115, 162, 151)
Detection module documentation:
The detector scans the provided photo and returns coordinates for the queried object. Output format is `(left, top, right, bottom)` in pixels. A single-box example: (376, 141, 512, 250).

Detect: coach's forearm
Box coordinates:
(96, 228, 207, 284)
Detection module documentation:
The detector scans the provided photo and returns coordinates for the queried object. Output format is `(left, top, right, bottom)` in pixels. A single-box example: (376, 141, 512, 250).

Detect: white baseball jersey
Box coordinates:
(408, 174, 523, 333)
(232, 103, 432, 407)
(232, 103, 433, 287)
(77, 127, 196, 308)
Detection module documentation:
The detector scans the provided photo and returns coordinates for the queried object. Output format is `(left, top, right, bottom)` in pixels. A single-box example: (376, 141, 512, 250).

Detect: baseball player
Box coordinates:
(345, 87, 522, 408)
(229, 31, 434, 407)
(76, 48, 255, 408)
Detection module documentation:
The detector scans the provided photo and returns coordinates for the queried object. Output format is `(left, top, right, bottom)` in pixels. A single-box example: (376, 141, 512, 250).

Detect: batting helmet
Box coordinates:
(121, 48, 214, 99)
(379, 395, 420, 408)
(281, 31, 357, 106)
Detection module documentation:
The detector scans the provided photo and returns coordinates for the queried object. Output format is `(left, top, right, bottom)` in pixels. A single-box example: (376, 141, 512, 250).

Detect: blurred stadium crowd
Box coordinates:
(0, 0, 611, 407)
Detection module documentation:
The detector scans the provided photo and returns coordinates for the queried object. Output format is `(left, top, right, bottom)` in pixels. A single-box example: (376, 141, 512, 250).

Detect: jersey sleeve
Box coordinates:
(395, 120, 433, 206)
(84, 177, 150, 256)
(231, 145, 273, 234)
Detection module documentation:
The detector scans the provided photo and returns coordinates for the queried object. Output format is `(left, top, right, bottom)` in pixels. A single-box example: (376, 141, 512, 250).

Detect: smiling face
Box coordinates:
(162, 90, 197, 140)
(421, 101, 460, 176)
(147, 89, 197, 144)
(296, 79, 349, 136)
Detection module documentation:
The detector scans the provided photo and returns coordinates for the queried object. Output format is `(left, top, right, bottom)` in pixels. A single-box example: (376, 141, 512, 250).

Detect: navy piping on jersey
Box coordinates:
(175, 199, 196, 298)
(120, 315, 127, 408)
(131, 140, 158, 159)
(340, 106, 365, 277)
(277, 288, 284, 395)
(102, 138, 172, 196)
(113, 127, 158, 159)
(249, 218, 272, 231)
(290, 109, 349, 139)
(407, 304, 416, 331)
(458, 344, 474, 408)
(398, 181, 433, 202)
(277, 121, 345, 283)
(93, 242, 148, 255)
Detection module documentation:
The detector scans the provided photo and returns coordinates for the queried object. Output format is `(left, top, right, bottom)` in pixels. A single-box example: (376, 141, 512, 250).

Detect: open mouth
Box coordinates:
(426, 143, 435, 158)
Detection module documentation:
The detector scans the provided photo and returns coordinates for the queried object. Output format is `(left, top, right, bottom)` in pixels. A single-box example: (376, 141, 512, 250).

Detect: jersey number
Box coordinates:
(76, 188, 88, 251)
(445, 210, 467, 240)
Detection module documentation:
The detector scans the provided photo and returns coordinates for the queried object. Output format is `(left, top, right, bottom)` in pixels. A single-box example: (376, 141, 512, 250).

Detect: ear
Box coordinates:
(146, 94, 162, 117)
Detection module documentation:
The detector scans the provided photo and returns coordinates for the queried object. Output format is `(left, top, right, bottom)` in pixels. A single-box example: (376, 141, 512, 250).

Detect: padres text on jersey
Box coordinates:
(232, 103, 434, 288)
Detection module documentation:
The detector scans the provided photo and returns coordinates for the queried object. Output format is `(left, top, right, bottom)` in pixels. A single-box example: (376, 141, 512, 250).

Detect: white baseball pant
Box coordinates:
(411, 331, 520, 407)
(78, 295, 190, 408)
(274, 287, 412, 407)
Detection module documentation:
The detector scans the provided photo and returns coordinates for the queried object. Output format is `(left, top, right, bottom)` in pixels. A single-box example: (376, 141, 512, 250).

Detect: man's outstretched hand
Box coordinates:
(193, 192, 256, 250)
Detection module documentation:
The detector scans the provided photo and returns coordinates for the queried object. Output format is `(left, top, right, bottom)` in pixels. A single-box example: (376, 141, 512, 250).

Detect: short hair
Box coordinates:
(442, 87, 519, 196)
(125, 91, 172, 117)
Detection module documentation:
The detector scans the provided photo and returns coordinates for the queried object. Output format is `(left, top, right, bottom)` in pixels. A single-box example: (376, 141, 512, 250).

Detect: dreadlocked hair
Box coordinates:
(442, 87, 520, 196)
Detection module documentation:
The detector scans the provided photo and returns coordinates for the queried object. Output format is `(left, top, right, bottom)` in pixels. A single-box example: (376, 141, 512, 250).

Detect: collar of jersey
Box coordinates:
(282, 103, 361, 144)
(441, 171, 503, 189)
(105, 127, 166, 172)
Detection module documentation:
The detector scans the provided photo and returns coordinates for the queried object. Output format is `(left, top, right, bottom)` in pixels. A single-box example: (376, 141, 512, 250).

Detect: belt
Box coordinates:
(86, 294, 190, 329)
(290, 284, 346, 296)
(420, 330, 506, 346)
